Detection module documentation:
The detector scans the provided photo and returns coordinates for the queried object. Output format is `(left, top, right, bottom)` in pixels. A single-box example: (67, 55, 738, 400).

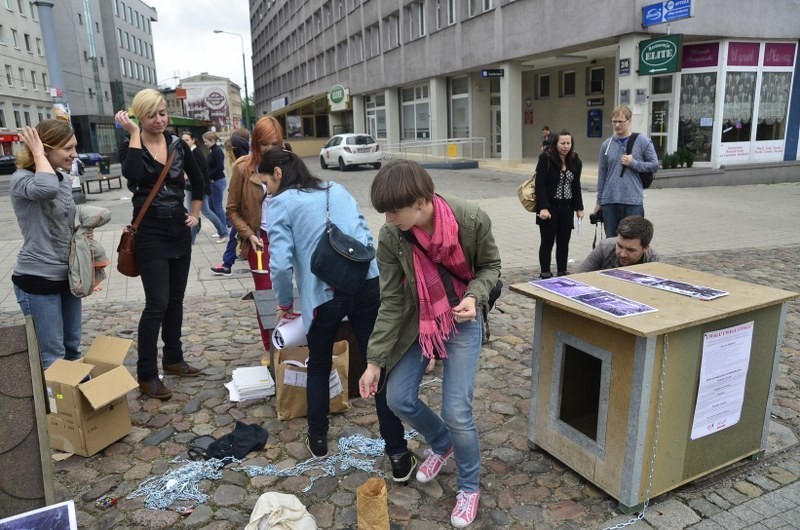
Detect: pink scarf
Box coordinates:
(411, 195, 474, 359)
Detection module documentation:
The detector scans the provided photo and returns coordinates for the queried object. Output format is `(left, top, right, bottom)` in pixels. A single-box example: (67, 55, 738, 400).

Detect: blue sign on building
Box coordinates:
(642, 0, 694, 27)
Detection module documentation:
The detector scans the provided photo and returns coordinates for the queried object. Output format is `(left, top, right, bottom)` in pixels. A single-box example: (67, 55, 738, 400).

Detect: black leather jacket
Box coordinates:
(118, 133, 204, 211)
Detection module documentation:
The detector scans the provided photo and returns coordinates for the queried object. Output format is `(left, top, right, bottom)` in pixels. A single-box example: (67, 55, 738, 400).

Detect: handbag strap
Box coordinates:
(131, 149, 176, 229)
(324, 182, 332, 225)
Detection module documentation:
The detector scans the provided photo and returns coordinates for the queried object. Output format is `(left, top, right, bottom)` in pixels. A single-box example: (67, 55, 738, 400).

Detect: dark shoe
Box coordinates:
(163, 361, 202, 377)
(139, 378, 172, 400)
(210, 264, 232, 276)
(557, 270, 570, 277)
(539, 271, 553, 279)
(305, 435, 328, 458)
(389, 450, 417, 483)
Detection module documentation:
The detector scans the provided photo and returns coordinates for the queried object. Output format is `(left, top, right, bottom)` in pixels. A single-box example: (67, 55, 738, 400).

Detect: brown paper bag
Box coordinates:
(275, 341, 350, 421)
(356, 477, 389, 530)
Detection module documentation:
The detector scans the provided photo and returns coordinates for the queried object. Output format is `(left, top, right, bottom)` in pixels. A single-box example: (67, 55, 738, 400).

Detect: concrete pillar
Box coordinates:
(500, 62, 523, 164)
(352, 95, 365, 133)
(429, 77, 448, 157)
(385, 87, 400, 147)
(617, 34, 652, 138)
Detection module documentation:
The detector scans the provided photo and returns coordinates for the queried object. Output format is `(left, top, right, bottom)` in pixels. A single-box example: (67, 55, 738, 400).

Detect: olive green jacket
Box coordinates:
(367, 195, 501, 372)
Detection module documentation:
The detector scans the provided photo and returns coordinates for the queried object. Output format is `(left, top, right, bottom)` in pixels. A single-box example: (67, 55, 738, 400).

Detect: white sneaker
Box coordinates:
(450, 489, 480, 528)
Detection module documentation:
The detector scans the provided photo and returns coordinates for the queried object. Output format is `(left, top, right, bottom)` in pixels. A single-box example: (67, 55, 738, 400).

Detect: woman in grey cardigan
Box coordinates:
(11, 120, 81, 369)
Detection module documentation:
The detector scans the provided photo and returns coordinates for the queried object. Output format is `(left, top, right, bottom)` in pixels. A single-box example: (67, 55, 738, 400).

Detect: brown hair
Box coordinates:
(611, 104, 632, 121)
(16, 120, 75, 170)
(246, 116, 284, 174)
(617, 216, 654, 247)
(257, 146, 323, 195)
(370, 159, 435, 213)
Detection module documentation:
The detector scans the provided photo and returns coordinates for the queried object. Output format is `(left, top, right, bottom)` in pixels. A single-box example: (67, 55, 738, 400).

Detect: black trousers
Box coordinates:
(538, 203, 575, 274)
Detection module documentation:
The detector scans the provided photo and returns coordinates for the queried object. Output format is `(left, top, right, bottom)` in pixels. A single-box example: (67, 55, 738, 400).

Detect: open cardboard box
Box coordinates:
(44, 336, 138, 457)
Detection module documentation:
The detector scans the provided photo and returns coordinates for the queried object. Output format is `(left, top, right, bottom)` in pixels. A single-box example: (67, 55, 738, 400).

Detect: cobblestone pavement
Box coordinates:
(1, 166, 799, 529)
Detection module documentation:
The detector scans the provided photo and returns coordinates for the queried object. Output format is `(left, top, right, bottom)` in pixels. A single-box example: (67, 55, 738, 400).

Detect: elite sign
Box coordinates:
(638, 34, 683, 75)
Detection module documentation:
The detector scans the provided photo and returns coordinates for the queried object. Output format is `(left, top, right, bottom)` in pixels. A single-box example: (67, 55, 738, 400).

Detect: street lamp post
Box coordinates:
(213, 29, 251, 130)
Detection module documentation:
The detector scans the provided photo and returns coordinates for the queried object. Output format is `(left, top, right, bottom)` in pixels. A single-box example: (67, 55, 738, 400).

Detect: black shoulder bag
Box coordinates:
(310, 184, 375, 294)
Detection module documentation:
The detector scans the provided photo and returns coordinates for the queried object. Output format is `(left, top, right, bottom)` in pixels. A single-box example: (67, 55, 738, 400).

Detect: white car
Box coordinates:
(320, 133, 382, 171)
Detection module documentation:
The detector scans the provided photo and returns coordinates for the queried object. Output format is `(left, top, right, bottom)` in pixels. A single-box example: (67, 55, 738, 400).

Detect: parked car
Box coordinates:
(319, 133, 382, 171)
(78, 152, 109, 166)
(0, 155, 16, 175)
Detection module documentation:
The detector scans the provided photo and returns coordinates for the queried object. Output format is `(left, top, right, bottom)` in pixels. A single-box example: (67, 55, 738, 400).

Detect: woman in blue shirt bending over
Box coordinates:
(259, 147, 413, 483)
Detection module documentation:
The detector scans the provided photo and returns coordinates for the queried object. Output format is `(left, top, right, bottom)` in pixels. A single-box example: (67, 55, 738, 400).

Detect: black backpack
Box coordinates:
(622, 133, 655, 189)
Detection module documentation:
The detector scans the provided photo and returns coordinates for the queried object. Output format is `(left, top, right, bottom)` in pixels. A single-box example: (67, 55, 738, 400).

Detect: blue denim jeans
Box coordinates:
(222, 227, 238, 269)
(305, 277, 407, 455)
(386, 318, 483, 491)
(187, 195, 228, 243)
(14, 285, 82, 370)
(210, 178, 228, 228)
(602, 203, 645, 238)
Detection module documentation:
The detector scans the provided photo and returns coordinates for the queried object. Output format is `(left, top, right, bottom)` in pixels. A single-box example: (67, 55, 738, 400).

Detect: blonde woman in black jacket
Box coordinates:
(534, 129, 584, 278)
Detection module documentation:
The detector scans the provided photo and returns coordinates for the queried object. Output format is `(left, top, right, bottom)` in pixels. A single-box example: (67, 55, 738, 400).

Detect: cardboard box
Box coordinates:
(44, 336, 138, 457)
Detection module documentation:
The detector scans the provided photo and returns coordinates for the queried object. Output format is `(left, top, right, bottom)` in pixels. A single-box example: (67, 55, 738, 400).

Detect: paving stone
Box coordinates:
(709, 511, 749, 530)
(213, 484, 246, 506)
(142, 427, 174, 446)
(183, 504, 214, 528)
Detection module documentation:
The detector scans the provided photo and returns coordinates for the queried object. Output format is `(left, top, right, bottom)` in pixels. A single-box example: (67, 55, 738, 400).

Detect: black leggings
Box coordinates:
(136, 250, 192, 380)
(538, 204, 575, 274)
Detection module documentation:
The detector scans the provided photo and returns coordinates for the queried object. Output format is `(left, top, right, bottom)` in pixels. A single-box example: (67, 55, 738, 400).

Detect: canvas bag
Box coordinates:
(516, 173, 537, 212)
(275, 340, 350, 421)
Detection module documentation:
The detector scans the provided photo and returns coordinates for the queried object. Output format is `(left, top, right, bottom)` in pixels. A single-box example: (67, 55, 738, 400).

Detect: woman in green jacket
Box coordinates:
(359, 160, 501, 528)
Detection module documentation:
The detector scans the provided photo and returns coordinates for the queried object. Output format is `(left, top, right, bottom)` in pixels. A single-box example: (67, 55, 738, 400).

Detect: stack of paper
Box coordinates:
(225, 366, 275, 402)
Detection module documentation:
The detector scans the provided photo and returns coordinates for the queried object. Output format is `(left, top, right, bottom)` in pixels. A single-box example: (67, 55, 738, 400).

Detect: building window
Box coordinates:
(0, 108, 6, 129)
(30, 70, 36, 89)
(37, 107, 44, 122)
(678, 72, 716, 162)
(11, 29, 18, 48)
(23, 33, 30, 52)
(721, 71, 756, 143)
(350, 32, 363, 64)
(447, 0, 456, 25)
(16, 0, 23, 13)
(417, 1, 426, 37)
(42, 72, 47, 88)
(756, 71, 791, 141)
(450, 76, 470, 138)
(120, 57, 126, 77)
(366, 23, 380, 57)
(383, 12, 400, 50)
(36, 37, 42, 55)
(402, 84, 430, 140)
(537, 74, 550, 99)
(14, 108, 22, 128)
(365, 94, 387, 139)
(483, 0, 494, 10)
(116, 28, 122, 47)
(587, 67, 604, 94)
(468, 0, 477, 17)
(560, 70, 576, 97)
(23, 109, 31, 126)
(77, 13, 82, 25)
(5, 64, 12, 86)
(18, 68, 24, 88)
(651, 75, 672, 95)
(114, 0, 119, 16)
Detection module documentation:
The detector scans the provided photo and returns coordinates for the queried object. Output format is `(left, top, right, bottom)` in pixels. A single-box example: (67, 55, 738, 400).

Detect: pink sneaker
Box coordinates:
(415, 447, 454, 482)
(450, 489, 480, 528)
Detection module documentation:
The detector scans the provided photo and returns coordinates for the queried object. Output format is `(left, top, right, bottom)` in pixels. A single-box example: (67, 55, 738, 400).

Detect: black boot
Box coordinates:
(388, 450, 417, 483)
(539, 271, 553, 279)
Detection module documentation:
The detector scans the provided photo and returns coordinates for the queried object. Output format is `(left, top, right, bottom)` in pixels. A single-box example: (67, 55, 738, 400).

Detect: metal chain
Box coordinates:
(602, 334, 669, 530)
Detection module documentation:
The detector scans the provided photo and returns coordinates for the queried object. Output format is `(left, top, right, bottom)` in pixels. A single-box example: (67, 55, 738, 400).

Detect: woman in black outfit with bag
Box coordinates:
(115, 88, 205, 400)
(535, 129, 584, 278)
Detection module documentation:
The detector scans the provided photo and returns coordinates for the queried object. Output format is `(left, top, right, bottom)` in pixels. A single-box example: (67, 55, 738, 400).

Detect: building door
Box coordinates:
(490, 106, 501, 157)
(367, 113, 377, 139)
(649, 99, 670, 160)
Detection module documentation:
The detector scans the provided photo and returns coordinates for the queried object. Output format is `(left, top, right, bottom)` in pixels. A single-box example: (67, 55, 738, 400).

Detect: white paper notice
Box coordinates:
(690, 321, 754, 440)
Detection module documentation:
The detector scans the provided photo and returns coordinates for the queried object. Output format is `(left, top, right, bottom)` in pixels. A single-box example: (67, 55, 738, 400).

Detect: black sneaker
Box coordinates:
(539, 271, 553, 279)
(210, 264, 232, 276)
(388, 450, 417, 483)
(305, 435, 328, 458)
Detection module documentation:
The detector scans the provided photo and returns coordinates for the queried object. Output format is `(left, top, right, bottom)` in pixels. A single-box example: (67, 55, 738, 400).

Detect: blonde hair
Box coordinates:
(16, 119, 75, 171)
(202, 131, 219, 143)
(130, 88, 166, 121)
(611, 104, 632, 121)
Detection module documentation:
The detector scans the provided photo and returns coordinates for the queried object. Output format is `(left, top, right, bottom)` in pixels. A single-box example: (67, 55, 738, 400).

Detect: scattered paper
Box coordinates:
(531, 277, 657, 318)
(272, 313, 307, 349)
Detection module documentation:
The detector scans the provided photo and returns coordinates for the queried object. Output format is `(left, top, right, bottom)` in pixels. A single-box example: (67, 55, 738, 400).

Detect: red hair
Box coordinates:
(245, 116, 284, 174)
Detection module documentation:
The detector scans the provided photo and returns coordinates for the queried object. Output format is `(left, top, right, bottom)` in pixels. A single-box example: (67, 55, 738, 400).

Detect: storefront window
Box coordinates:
(756, 72, 791, 141)
(721, 72, 756, 142)
(678, 72, 716, 162)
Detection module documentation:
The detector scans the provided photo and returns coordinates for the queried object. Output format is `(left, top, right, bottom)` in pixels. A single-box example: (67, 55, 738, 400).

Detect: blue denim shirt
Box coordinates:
(266, 181, 379, 333)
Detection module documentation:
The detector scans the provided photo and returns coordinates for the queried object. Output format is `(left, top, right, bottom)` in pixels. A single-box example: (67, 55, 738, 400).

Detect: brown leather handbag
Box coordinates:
(117, 150, 176, 277)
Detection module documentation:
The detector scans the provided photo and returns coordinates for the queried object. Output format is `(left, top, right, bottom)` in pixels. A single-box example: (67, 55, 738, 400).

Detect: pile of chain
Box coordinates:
(241, 432, 418, 493)
(126, 456, 237, 509)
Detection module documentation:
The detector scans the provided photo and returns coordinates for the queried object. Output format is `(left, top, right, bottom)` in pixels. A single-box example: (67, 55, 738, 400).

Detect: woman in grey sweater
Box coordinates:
(11, 120, 81, 369)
